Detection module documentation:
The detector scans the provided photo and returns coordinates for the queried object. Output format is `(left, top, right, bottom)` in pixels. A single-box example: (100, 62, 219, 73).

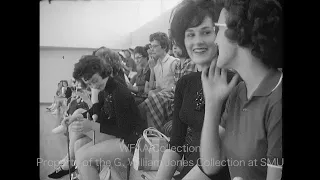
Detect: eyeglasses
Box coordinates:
(214, 23, 227, 27)
(149, 44, 160, 49)
(213, 23, 227, 33)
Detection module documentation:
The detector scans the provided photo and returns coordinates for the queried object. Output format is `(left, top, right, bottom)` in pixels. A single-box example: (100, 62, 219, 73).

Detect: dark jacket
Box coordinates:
(82, 77, 146, 146)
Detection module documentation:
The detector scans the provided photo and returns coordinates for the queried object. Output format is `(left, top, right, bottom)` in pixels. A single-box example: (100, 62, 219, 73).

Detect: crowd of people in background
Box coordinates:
(44, 0, 283, 180)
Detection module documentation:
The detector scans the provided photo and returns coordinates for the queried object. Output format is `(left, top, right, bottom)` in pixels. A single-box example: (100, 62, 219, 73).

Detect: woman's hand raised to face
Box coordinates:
(201, 59, 239, 103)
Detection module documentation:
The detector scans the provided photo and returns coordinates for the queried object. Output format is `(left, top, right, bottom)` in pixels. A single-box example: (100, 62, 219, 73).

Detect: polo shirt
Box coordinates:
(153, 54, 179, 90)
(220, 69, 283, 180)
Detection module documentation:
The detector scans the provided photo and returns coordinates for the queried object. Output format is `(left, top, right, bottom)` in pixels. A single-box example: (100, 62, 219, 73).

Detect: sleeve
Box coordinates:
(168, 77, 188, 158)
(266, 100, 283, 167)
(99, 90, 139, 137)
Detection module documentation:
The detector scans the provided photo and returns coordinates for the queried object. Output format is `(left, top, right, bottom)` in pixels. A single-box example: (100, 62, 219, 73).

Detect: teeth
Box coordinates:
(193, 48, 207, 53)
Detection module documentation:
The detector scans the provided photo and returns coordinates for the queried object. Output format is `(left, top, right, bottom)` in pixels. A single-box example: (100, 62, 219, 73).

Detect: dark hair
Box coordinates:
(134, 46, 148, 58)
(93, 47, 123, 77)
(224, 0, 283, 68)
(144, 43, 150, 52)
(123, 49, 131, 57)
(171, 40, 189, 58)
(73, 55, 112, 83)
(149, 32, 170, 53)
(60, 80, 68, 86)
(170, 0, 223, 57)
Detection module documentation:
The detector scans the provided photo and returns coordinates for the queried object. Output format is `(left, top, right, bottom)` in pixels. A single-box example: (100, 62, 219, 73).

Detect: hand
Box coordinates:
(201, 59, 239, 103)
(70, 118, 92, 133)
(148, 57, 156, 69)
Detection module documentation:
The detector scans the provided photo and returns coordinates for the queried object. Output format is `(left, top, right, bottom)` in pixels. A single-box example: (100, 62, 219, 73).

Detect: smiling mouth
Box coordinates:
(193, 48, 208, 54)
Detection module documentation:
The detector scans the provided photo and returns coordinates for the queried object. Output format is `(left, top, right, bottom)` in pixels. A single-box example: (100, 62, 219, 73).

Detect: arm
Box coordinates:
(98, 91, 133, 137)
(266, 100, 283, 180)
(148, 69, 156, 90)
(200, 100, 226, 176)
(155, 78, 188, 180)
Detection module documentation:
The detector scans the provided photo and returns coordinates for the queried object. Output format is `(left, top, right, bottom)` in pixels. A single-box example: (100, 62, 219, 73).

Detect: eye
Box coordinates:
(185, 32, 195, 38)
(203, 31, 212, 35)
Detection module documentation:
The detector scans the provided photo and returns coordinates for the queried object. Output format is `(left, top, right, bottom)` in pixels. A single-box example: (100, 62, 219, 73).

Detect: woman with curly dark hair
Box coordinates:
(48, 55, 146, 179)
(200, 0, 283, 179)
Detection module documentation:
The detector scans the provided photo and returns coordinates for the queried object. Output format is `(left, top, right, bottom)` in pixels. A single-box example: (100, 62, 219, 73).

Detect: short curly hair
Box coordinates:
(92, 47, 123, 77)
(149, 32, 170, 53)
(134, 46, 148, 58)
(170, 0, 223, 58)
(72, 55, 112, 86)
(224, 0, 283, 68)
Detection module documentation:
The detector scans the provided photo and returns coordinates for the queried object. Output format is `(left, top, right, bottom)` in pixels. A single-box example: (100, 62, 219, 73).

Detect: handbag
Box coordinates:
(132, 127, 170, 171)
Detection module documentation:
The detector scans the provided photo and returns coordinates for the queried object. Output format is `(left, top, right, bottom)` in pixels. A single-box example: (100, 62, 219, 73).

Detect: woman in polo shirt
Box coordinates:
(200, 0, 283, 180)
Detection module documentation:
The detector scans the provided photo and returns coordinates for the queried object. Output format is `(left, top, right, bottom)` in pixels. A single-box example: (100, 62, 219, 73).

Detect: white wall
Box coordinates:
(40, 47, 95, 103)
(131, 7, 173, 47)
(40, 1, 140, 49)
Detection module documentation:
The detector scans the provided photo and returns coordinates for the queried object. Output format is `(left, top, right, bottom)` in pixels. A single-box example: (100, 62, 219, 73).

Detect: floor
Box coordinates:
(39, 103, 146, 180)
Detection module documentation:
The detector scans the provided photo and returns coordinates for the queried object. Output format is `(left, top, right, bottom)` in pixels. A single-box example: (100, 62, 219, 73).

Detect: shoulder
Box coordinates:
(113, 81, 134, 102)
(267, 82, 282, 108)
(176, 72, 200, 89)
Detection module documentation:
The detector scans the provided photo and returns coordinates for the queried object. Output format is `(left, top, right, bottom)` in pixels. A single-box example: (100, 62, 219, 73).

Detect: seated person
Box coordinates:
(200, 1, 283, 179)
(144, 32, 179, 96)
(155, 1, 233, 179)
(49, 55, 146, 179)
(127, 46, 150, 97)
(52, 80, 72, 115)
(121, 49, 137, 78)
(46, 81, 63, 111)
(92, 46, 127, 86)
(138, 35, 197, 133)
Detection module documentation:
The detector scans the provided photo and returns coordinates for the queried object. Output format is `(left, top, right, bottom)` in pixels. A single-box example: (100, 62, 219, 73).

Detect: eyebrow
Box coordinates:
(186, 26, 214, 32)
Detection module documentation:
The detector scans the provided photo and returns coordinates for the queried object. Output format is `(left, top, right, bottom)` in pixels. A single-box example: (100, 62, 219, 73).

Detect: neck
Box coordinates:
(158, 53, 167, 61)
(233, 49, 271, 99)
(179, 57, 186, 64)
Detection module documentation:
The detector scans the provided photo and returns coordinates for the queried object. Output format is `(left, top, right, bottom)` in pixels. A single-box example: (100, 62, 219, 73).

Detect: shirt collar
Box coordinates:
(239, 69, 282, 101)
(158, 54, 170, 64)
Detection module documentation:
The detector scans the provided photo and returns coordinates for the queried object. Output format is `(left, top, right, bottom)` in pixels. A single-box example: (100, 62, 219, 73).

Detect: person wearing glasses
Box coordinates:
(155, 0, 235, 179)
(145, 32, 179, 95)
(127, 46, 151, 97)
(138, 32, 182, 133)
(200, 0, 283, 180)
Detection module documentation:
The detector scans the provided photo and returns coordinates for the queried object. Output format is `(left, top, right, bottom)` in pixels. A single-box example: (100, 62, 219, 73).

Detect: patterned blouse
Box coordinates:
(173, 58, 197, 87)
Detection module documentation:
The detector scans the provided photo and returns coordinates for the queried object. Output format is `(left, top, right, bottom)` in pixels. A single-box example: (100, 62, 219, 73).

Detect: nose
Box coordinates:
(193, 34, 205, 46)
